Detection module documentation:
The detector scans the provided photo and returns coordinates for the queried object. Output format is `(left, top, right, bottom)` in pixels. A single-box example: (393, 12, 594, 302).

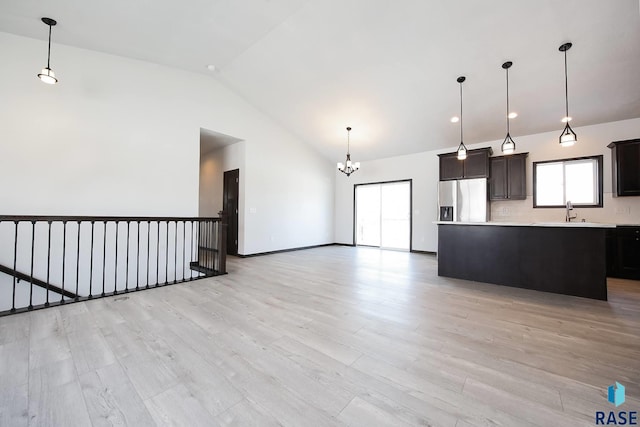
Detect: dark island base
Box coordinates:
(437, 224, 608, 300)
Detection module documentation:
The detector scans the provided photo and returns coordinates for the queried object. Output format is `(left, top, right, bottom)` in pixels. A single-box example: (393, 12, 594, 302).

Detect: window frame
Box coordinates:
(532, 155, 604, 208)
(353, 179, 413, 250)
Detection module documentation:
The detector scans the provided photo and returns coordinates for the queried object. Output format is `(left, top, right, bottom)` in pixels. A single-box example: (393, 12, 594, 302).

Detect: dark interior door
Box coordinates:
(223, 169, 239, 256)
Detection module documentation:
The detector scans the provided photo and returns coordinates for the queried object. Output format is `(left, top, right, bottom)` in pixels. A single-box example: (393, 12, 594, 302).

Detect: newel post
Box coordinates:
(217, 211, 227, 274)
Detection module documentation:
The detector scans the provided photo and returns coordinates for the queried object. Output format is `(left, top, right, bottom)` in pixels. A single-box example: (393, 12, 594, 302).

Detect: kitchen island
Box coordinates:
(436, 221, 615, 300)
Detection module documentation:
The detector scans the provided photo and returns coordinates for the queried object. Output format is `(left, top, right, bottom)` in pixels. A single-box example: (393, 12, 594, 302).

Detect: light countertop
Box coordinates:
(433, 221, 618, 228)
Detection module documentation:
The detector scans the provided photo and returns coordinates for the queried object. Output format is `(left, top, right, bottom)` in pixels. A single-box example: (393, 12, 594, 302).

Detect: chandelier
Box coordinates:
(337, 126, 360, 176)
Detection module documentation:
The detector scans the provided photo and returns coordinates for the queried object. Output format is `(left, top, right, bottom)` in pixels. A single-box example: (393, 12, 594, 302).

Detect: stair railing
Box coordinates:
(0, 215, 226, 316)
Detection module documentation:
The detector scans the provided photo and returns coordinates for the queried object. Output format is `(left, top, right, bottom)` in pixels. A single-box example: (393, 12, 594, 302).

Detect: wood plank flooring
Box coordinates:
(1, 246, 639, 426)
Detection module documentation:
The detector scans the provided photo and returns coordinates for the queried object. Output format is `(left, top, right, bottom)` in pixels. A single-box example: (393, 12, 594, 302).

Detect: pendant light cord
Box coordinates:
(506, 66, 510, 133)
(347, 129, 350, 155)
(459, 82, 463, 143)
(564, 49, 569, 118)
(47, 24, 52, 69)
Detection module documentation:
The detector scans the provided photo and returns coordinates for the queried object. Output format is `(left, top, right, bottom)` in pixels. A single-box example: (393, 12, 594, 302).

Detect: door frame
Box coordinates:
(223, 168, 239, 256)
(352, 179, 413, 251)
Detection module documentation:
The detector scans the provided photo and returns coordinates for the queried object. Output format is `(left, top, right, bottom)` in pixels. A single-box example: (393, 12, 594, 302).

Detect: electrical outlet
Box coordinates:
(615, 206, 631, 215)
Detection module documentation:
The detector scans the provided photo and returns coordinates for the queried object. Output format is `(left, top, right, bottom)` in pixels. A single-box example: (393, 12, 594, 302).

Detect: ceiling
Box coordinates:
(2, 0, 639, 161)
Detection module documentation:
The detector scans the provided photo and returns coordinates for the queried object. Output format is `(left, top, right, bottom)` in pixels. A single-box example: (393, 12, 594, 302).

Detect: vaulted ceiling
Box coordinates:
(2, 0, 639, 161)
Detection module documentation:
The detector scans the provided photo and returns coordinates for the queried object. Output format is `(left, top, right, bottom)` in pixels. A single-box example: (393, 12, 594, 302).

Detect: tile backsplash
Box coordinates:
(491, 193, 640, 224)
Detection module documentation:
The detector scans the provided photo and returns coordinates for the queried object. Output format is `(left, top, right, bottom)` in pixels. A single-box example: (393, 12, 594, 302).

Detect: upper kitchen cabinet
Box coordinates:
(608, 138, 640, 197)
(464, 149, 493, 178)
(438, 152, 464, 180)
(438, 148, 492, 181)
(490, 153, 528, 200)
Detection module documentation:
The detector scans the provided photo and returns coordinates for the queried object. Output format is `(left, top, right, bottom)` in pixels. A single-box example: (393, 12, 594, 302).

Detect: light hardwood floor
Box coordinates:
(1, 246, 639, 426)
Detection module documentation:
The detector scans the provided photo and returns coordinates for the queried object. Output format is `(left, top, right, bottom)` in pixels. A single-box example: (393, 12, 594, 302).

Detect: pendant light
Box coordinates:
(337, 127, 360, 176)
(456, 76, 467, 160)
(559, 42, 577, 147)
(501, 61, 516, 154)
(37, 17, 58, 85)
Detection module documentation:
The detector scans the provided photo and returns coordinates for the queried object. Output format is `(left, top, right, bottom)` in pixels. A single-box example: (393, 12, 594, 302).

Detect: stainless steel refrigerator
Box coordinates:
(438, 178, 490, 222)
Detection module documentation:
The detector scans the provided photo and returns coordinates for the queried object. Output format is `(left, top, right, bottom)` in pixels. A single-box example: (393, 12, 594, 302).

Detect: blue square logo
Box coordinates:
(608, 382, 625, 407)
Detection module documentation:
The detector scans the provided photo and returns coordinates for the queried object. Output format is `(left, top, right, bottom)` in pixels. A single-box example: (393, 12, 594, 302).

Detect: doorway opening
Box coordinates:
(354, 180, 412, 250)
(199, 128, 244, 256)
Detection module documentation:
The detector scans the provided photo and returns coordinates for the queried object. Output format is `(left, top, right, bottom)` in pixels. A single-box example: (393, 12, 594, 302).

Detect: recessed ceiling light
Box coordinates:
(450, 116, 459, 123)
(508, 112, 518, 119)
(207, 65, 217, 72)
(561, 116, 572, 123)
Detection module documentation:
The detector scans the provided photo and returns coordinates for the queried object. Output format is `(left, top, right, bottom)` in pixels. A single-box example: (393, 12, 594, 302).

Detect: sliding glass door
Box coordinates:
(355, 184, 381, 246)
(355, 181, 411, 250)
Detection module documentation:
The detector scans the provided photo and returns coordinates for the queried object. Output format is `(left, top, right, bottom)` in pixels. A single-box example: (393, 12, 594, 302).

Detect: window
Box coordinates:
(533, 155, 603, 208)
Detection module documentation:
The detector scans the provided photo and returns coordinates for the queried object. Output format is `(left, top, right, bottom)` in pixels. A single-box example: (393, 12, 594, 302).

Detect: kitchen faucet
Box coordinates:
(565, 201, 577, 222)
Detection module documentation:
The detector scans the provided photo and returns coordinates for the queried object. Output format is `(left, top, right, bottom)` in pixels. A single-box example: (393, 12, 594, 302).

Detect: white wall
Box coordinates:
(335, 118, 640, 252)
(243, 132, 335, 254)
(197, 111, 336, 256)
(0, 31, 334, 255)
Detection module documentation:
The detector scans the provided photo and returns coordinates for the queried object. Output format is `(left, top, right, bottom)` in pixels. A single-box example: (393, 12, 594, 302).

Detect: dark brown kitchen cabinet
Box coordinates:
(489, 153, 528, 200)
(608, 138, 640, 197)
(606, 228, 617, 277)
(438, 148, 492, 181)
(609, 226, 640, 280)
(439, 153, 464, 181)
(489, 157, 508, 199)
(464, 149, 492, 178)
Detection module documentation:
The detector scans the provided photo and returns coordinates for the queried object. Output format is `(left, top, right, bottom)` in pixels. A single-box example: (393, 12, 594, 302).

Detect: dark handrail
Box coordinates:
(0, 264, 77, 299)
(0, 215, 221, 222)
